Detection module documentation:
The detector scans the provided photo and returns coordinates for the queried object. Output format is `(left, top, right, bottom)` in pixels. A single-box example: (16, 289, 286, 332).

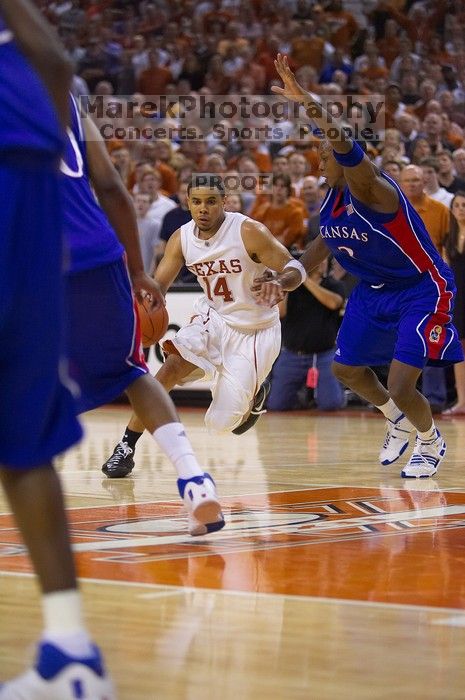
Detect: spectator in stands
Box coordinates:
(319, 48, 353, 85)
(139, 168, 176, 223)
(383, 82, 407, 129)
(290, 20, 327, 73)
(288, 152, 308, 197)
(78, 38, 108, 92)
(134, 192, 160, 274)
(395, 113, 419, 158)
(410, 137, 432, 164)
(453, 148, 465, 181)
(400, 164, 450, 411)
(324, 0, 358, 54)
(443, 192, 465, 414)
(137, 50, 172, 96)
(224, 193, 243, 213)
(437, 150, 465, 193)
(155, 179, 195, 285)
(420, 157, 454, 207)
(267, 259, 346, 412)
(421, 112, 450, 155)
(400, 165, 450, 255)
(111, 145, 134, 190)
(251, 174, 305, 250)
(383, 159, 403, 183)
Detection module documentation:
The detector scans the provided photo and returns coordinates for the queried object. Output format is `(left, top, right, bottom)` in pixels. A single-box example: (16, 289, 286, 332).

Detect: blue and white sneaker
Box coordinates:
(379, 413, 415, 465)
(178, 473, 225, 537)
(0, 642, 115, 699)
(401, 431, 446, 478)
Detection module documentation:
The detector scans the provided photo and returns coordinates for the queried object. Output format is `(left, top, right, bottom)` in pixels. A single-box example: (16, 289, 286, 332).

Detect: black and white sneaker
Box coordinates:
(232, 380, 271, 435)
(102, 441, 135, 478)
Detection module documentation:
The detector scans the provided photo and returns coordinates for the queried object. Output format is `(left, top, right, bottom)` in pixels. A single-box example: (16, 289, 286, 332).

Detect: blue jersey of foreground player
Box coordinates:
(0, 15, 82, 467)
(0, 15, 63, 163)
(321, 172, 464, 368)
(60, 95, 124, 273)
(60, 95, 147, 414)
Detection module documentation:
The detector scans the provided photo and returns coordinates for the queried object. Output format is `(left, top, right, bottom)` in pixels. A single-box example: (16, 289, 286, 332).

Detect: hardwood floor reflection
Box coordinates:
(1, 406, 465, 699)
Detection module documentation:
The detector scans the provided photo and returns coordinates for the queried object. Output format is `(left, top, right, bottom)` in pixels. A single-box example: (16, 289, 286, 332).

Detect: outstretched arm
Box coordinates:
(272, 54, 398, 214)
(0, 0, 72, 128)
(83, 116, 164, 310)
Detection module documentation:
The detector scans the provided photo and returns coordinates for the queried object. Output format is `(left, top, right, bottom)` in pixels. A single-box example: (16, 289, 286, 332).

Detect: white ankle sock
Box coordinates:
(42, 590, 93, 657)
(418, 423, 437, 442)
(153, 422, 204, 479)
(376, 398, 403, 422)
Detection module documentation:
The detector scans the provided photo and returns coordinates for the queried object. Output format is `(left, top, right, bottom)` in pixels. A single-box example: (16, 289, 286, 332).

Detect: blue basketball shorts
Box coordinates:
(0, 164, 82, 468)
(66, 257, 148, 414)
(335, 271, 464, 369)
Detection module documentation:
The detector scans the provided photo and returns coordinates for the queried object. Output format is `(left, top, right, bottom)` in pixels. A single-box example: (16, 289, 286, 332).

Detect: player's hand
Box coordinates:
(252, 274, 286, 308)
(131, 272, 164, 311)
(271, 54, 308, 103)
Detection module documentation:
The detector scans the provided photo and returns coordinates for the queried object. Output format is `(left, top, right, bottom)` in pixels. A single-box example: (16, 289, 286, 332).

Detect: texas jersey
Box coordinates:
(180, 212, 279, 330)
(0, 14, 63, 163)
(319, 173, 452, 287)
(60, 95, 124, 273)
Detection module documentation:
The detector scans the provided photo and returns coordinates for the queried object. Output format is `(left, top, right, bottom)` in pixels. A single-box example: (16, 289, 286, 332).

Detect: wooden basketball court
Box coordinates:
(2, 406, 465, 699)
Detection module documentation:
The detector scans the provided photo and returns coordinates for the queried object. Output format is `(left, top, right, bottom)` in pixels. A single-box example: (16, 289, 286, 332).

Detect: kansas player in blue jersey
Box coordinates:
(255, 54, 464, 479)
(0, 1, 114, 699)
(62, 94, 224, 537)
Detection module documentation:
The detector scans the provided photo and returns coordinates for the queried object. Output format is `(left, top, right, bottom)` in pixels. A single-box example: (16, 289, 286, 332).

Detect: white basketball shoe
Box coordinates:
(379, 413, 415, 465)
(0, 642, 115, 699)
(401, 431, 446, 478)
(177, 473, 225, 536)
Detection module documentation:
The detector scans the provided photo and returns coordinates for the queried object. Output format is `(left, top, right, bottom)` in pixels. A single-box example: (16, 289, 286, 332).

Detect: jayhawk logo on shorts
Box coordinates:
(429, 325, 443, 343)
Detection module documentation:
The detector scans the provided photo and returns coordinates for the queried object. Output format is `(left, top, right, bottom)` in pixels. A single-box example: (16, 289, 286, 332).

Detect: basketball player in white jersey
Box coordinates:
(103, 177, 302, 478)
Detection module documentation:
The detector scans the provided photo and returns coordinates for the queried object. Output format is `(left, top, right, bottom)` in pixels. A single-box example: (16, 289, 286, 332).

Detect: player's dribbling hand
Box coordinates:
(131, 272, 164, 311)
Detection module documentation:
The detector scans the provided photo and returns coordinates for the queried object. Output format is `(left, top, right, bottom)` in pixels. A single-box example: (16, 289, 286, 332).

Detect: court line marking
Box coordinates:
(1, 570, 465, 616)
(3, 483, 463, 515)
(56, 504, 465, 552)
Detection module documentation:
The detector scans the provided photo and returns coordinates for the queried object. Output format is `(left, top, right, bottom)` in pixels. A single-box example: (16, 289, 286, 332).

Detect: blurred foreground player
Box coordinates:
(255, 55, 464, 479)
(62, 95, 224, 537)
(0, 1, 114, 698)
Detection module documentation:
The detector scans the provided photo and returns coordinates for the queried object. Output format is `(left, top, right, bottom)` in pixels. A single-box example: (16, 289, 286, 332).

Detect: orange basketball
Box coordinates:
(137, 298, 169, 347)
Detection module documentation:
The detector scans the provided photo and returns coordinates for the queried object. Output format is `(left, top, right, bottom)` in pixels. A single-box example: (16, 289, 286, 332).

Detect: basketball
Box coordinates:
(137, 297, 169, 347)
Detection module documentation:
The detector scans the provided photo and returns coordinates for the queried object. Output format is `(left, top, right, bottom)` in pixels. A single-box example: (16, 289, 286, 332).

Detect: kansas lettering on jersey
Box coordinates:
(60, 95, 124, 273)
(180, 212, 279, 331)
(0, 14, 63, 163)
(319, 173, 453, 287)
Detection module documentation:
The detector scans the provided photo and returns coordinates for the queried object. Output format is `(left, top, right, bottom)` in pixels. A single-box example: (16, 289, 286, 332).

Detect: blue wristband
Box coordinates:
(333, 142, 365, 167)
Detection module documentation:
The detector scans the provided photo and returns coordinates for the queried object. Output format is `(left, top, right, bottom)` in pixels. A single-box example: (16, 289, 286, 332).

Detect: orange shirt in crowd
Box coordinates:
(250, 199, 305, 249)
(137, 66, 172, 96)
(324, 9, 358, 52)
(290, 36, 326, 71)
(411, 194, 450, 255)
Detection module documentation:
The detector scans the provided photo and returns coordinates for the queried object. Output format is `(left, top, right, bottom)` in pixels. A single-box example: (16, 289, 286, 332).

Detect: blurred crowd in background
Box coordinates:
(42, 0, 465, 412)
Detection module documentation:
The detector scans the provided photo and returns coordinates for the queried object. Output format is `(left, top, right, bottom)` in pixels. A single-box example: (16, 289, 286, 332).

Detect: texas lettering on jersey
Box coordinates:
(187, 258, 243, 277)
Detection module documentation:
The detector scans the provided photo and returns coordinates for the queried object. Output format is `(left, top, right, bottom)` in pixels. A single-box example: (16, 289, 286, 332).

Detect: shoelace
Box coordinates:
(383, 421, 410, 448)
(107, 442, 132, 466)
(409, 439, 441, 467)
